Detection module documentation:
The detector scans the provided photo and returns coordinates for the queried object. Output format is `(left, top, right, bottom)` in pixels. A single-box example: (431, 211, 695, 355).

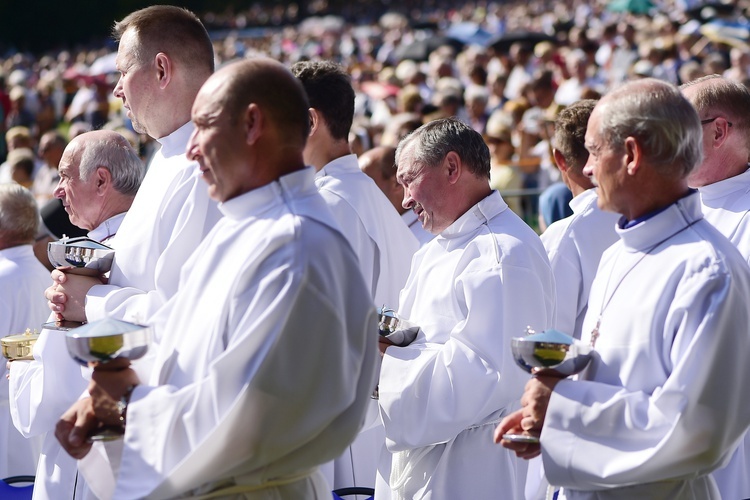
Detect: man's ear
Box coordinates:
(308, 108, 320, 137)
(707, 116, 732, 149)
(553, 148, 568, 173)
(94, 166, 111, 194)
(624, 136, 642, 176)
(245, 103, 262, 145)
(444, 151, 462, 185)
(154, 53, 172, 90)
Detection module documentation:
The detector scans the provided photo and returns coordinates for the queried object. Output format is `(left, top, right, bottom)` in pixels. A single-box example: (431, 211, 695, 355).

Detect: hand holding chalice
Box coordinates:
(501, 327, 593, 444)
(66, 318, 151, 441)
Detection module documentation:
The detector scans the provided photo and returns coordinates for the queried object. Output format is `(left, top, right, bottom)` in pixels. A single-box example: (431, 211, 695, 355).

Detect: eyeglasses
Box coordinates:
(701, 117, 733, 127)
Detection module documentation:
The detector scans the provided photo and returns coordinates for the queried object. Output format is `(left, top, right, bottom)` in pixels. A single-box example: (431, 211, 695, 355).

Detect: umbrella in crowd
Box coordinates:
(393, 36, 465, 61)
(606, 0, 655, 14)
(446, 22, 494, 46)
(700, 19, 750, 48)
(488, 31, 557, 53)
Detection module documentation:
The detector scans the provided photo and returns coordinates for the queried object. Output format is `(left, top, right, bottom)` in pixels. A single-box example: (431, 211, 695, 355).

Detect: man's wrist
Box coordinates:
(115, 385, 136, 425)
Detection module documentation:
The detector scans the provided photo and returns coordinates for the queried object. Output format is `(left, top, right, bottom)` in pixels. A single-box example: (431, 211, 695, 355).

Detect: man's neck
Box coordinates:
(308, 140, 352, 171)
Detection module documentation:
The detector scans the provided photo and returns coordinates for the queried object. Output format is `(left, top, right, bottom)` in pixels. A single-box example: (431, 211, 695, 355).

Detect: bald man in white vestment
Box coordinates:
(376, 118, 555, 499)
(0, 184, 50, 479)
(497, 78, 750, 500)
(55, 58, 378, 500)
(681, 74, 750, 500)
(9, 130, 143, 499)
(293, 61, 418, 495)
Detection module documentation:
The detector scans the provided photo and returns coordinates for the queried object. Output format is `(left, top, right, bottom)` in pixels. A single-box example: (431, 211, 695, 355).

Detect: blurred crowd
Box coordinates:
(1, 0, 749, 227)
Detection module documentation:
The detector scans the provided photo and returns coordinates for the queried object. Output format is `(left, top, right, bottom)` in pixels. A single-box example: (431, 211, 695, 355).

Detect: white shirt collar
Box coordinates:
(219, 168, 317, 221)
(87, 212, 128, 243)
(157, 121, 195, 158)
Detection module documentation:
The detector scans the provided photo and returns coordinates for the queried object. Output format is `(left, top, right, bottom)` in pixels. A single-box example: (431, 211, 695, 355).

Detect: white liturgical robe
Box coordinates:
(376, 191, 556, 500)
(85, 121, 222, 326)
(9, 213, 126, 500)
(315, 154, 418, 492)
(314, 154, 418, 307)
(697, 167, 750, 500)
(699, 166, 750, 263)
(542, 192, 750, 499)
(0, 244, 49, 478)
(541, 189, 620, 338)
(98, 168, 378, 499)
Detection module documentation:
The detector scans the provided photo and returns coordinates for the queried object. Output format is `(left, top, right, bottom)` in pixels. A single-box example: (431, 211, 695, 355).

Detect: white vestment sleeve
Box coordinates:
(542, 265, 750, 489)
(546, 250, 583, 338)
(114, 260, 377, 499)
(85, 168, 219, 325)
(380, 264, 551, 450)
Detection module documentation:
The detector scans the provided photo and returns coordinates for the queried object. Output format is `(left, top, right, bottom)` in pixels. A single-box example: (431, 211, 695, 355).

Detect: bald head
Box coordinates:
(359, 146, 403, 214)
(187, 58, 310, 202)
(211, 58, 310, 148)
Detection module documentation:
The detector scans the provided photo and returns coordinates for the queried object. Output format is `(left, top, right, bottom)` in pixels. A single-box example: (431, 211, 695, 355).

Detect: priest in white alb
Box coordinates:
(497, 78, 750, 499)
(9, 130, 143, 499)
(55, 58, 378, 500)
(0, 184, 50, 479)
(292, 60, 419, 493)
(681, 74, 750, 500)
(376, 118, 556, 499)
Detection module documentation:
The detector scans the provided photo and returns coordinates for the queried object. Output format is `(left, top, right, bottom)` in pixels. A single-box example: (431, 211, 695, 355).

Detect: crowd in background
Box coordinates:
(0, 0, 749, 228)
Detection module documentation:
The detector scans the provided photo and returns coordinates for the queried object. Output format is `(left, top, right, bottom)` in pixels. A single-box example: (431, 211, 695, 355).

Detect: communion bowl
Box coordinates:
(1, 329, 39, 361)
(377, 306, 420, 347)
(511, 329, 593, 377)
(48, 236, 115, 276)
(66, 318, 151, 366)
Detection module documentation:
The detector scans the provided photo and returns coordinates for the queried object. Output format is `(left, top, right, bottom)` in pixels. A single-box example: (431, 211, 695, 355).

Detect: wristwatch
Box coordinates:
(115, 385, 136, 425)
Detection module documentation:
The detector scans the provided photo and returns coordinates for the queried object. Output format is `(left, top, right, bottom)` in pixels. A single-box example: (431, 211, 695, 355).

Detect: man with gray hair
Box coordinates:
(497, 78, 750, 499)
(377, 118, 555, 498)
(680, 74, 750, 500)
(9, 130, 144, 500)
(0, 183, 50, 480)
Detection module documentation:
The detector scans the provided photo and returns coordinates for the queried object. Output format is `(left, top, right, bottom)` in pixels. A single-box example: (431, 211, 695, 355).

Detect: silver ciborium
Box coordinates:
(44, 236, 115, 331)
(47, 236, 115, 276)
(66, 318, 152, 441)
(502, 327, 593, 444)
(377, 306, 420, 347)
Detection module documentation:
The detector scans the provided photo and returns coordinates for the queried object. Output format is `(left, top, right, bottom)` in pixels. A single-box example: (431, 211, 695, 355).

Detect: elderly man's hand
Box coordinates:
(493, 375, 561, 459)
(45, 269, 104, 322)
(55, 398, 97, 459)
(89, 360, 140, 426)
(378, 336, 394, 357)
(519, 375, 559, 433)
(494, 408, 541, 459)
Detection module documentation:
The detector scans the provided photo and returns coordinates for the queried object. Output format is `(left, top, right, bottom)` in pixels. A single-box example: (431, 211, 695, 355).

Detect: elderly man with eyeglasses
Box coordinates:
(680, 74, 750, 500)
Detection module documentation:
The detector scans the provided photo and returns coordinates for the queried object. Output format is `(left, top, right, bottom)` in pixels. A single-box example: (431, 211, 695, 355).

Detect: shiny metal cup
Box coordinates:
(1, 329, 39, 361)
(503, 328, 593, 445)
(377, 306, 420, 347)
(65, 318, 151, 366)
(48, 236, 115, 276)
(510, 328, 592, 377)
